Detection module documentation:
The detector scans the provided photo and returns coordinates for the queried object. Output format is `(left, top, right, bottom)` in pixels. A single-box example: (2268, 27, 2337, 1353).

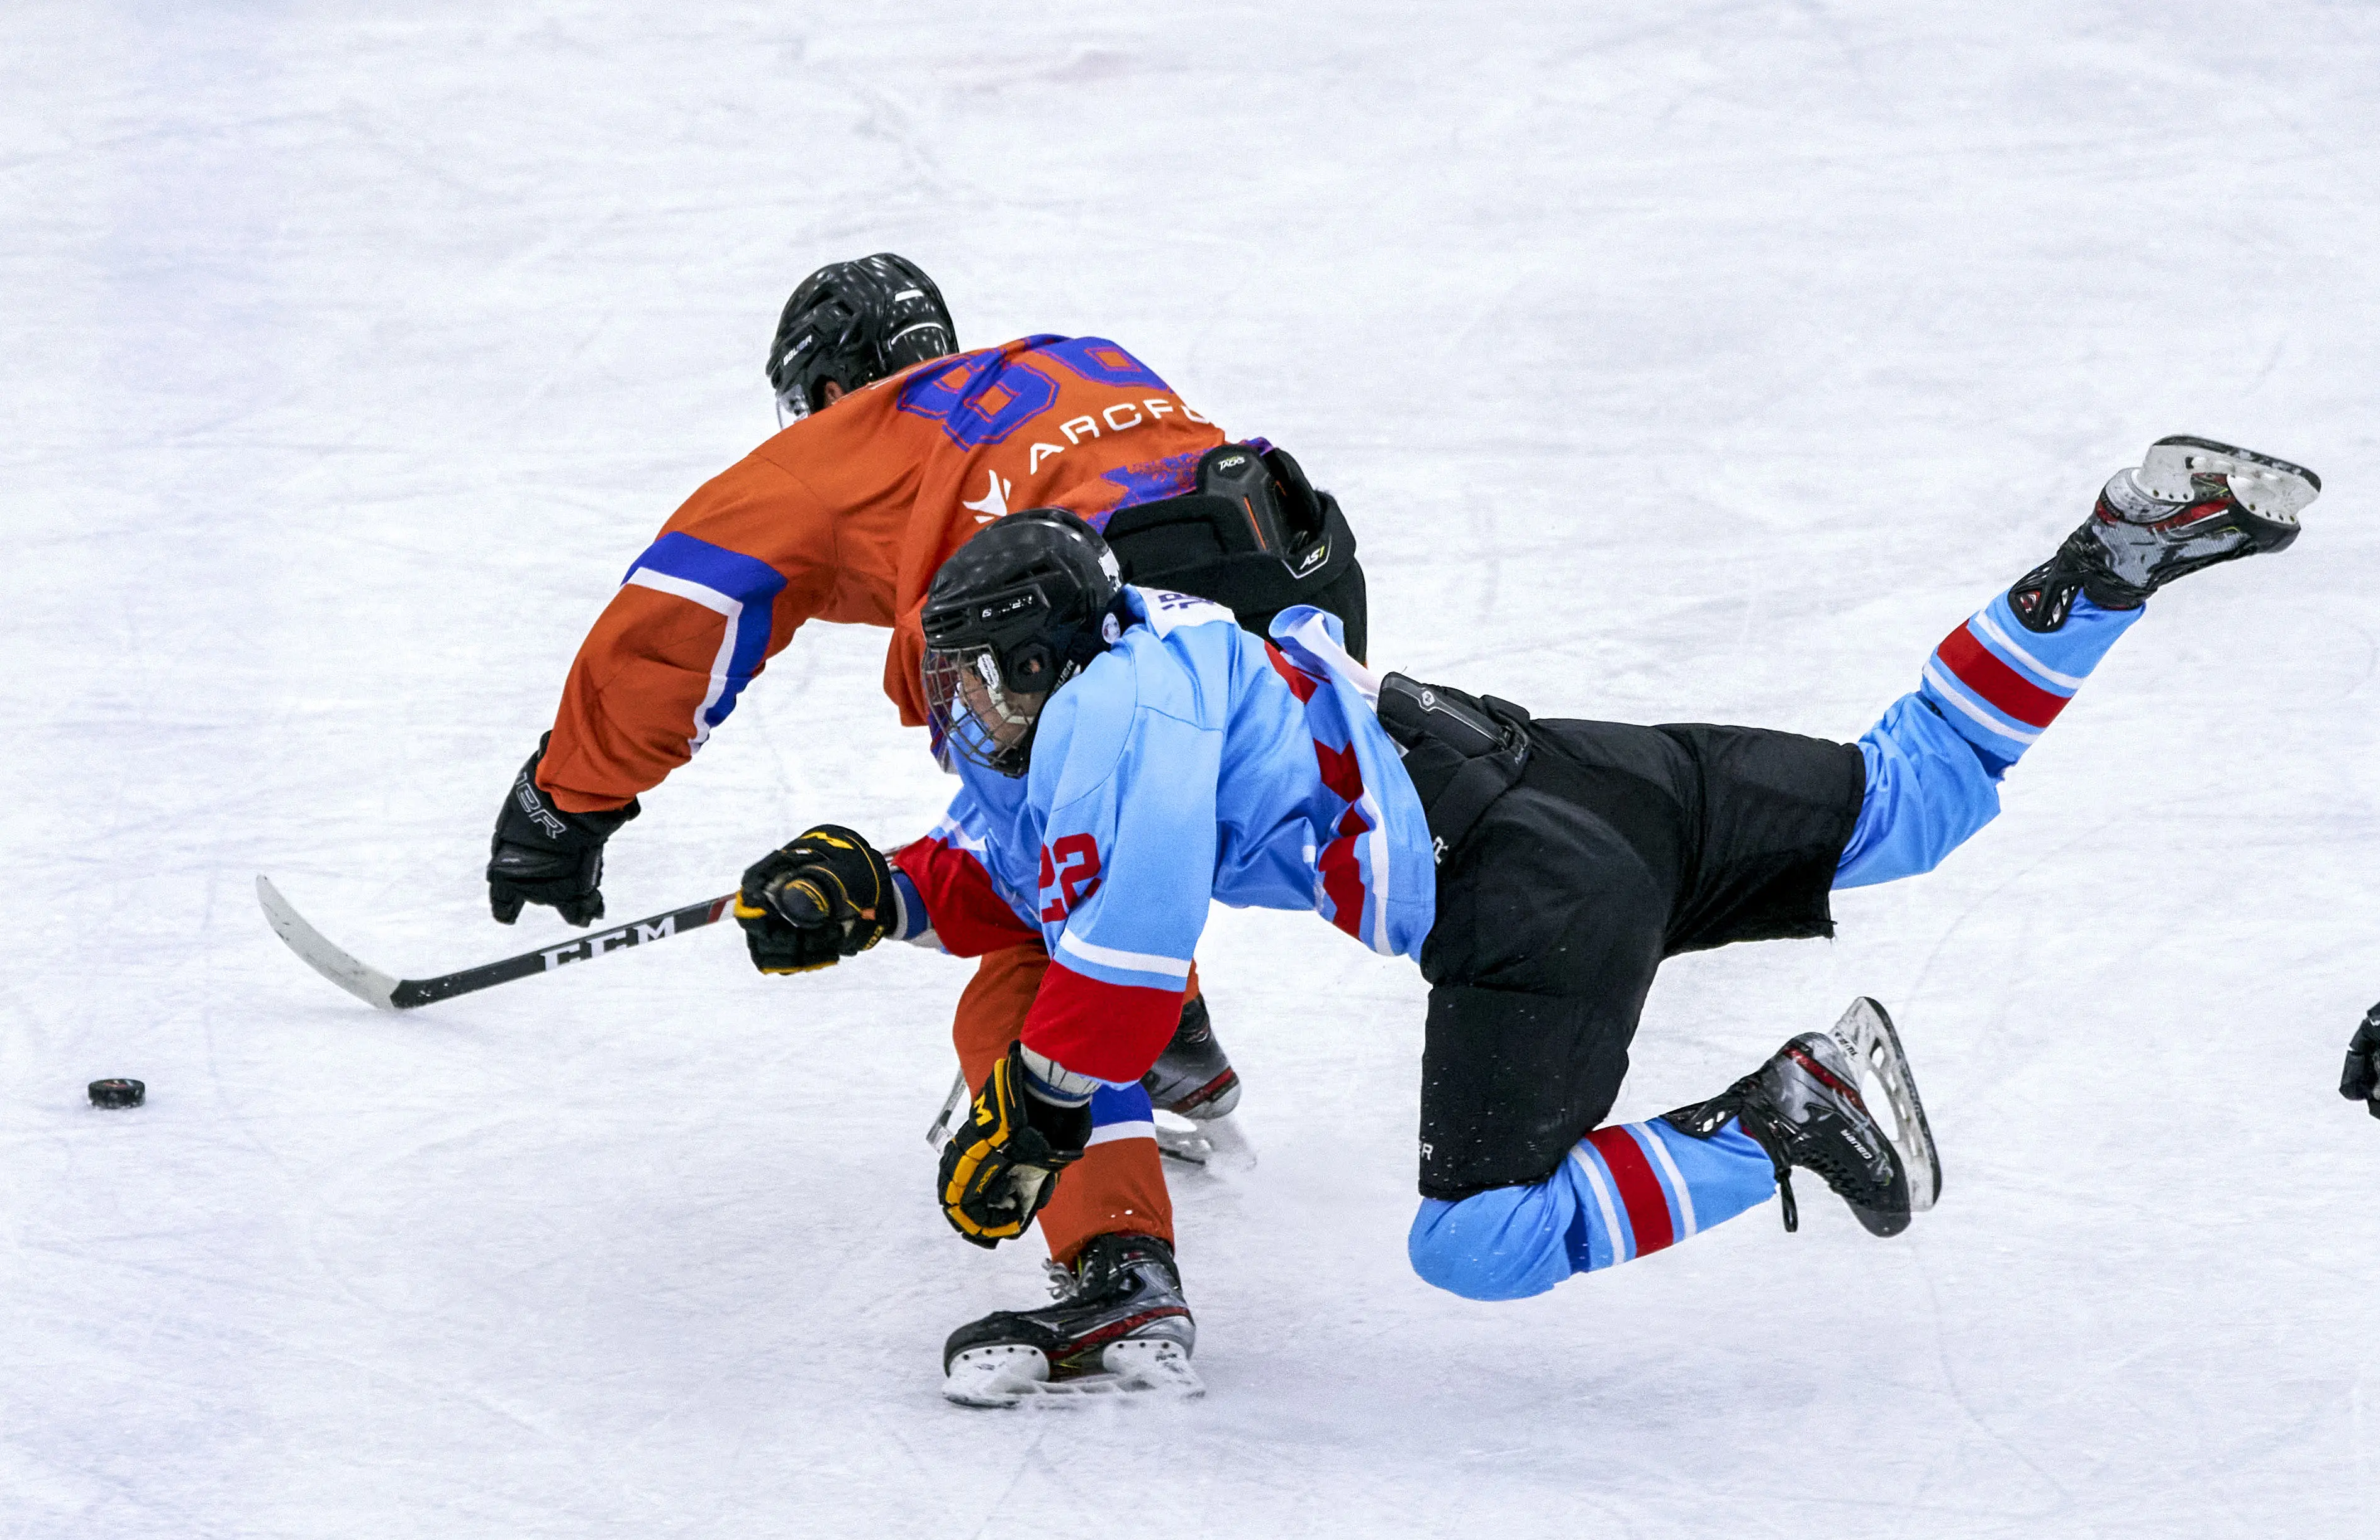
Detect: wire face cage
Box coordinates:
(923, 642, 1048, 776)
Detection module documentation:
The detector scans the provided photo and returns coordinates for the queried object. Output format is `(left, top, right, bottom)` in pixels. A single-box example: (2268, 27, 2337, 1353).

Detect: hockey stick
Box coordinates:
(255, 875, 736, 1012)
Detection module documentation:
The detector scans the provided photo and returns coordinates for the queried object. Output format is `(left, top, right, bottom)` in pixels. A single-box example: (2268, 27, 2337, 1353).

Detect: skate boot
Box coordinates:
(942, 1233, 1202, 1407)
(1662, 998, 1940, 1238)
(1140, 994, 1242, 1119)
(2010, 435, 2320, 632)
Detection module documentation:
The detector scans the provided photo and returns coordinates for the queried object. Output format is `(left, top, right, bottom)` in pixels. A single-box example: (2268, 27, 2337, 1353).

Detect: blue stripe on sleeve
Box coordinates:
(623, 532, 787, 732)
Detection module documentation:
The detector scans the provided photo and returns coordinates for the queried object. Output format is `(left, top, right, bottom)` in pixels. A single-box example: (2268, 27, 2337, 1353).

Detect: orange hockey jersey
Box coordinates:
(538, 335, 1228, 812)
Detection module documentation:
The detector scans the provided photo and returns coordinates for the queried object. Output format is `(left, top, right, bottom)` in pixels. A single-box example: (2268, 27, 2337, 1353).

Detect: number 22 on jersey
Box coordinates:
(1038, 834, 1102, 922)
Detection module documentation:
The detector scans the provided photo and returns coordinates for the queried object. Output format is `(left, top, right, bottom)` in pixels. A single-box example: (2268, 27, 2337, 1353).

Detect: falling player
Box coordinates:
(481, 254, 1367, 1370)
(729, 436, 2318, 1403)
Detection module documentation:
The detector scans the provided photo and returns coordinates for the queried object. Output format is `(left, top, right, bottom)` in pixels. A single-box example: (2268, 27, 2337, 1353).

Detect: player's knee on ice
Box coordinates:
(1409, 1118, 1784, 1300)
(1408, 1181, 1576, 1302)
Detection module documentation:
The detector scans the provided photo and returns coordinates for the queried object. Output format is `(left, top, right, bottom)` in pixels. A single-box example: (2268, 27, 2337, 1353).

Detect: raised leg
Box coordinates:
(1834, 436, 2316, 889)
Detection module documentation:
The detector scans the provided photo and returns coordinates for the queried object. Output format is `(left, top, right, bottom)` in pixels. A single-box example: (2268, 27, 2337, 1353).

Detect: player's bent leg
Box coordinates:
(1408, 1002, 1937, 1302)
(1408, 1117, 1776, 1301)
(951, 944, 1050, 1085)
(1832, 590, 2142, 888)
(942, 1083, 1189, 1405)
(1038, 1083, 1176, 1265)
(1835, 438, 2317, 890)
(942, 951, 1192, 1404)
(1914, 588, 2144, 780)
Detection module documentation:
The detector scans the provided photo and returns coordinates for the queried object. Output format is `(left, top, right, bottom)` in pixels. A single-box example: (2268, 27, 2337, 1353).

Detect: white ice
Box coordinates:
(4, 3, 2378, 1536)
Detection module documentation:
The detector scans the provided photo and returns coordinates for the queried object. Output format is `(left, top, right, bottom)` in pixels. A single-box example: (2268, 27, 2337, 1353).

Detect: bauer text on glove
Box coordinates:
(487, 733, 640, 927)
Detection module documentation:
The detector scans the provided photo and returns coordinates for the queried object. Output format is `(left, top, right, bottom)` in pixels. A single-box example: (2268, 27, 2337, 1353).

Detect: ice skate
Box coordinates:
(1662, 997, 1938, 1238)
(1141, 995, 1242, 1119)
(1142, 995, 1257, 1170)
(1152, 1112, 1257, 1171)
(942, 1233, 1203, 1408)
(2010, 435, 2320, 631)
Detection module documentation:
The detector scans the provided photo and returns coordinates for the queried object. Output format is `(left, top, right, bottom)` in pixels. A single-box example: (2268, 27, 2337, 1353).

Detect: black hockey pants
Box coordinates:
(1384, 681, 1866, 1201)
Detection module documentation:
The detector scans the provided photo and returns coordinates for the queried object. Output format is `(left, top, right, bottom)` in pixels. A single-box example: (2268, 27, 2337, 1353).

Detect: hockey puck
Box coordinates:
(87, 1078, 145, 1109)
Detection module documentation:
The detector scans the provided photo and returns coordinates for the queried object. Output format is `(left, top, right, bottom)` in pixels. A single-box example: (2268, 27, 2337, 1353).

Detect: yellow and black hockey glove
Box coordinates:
(734, 824, 895, 975)
(938, 1043, 1093, 1249)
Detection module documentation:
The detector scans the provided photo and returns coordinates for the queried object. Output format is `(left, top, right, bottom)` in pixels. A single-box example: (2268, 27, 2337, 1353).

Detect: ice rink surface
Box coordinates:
(5, 2, 2379, 1534)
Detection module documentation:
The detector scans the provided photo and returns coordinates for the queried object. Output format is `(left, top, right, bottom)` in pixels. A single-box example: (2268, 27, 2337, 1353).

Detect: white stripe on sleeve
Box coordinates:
(1921, 661, 2043, 746)
(1569, 1144, 1632, 1266)
(1057, 928, 1193, 983)
(625, 567, 743, 751)
(1636, 1124, 1698, 1240)
(1972, 608, 2086, 690)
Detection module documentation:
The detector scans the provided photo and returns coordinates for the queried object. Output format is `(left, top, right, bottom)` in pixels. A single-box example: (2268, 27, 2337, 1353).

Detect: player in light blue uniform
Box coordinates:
(733, 435, 2313, 1397)
(896, 582, 1434, 1082)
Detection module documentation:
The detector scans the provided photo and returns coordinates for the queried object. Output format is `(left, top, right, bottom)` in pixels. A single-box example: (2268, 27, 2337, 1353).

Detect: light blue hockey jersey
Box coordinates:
(889, 587, 1436, 1083)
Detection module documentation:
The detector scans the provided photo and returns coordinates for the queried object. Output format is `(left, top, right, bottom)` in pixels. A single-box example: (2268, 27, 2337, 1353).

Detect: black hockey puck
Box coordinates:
(88, 1078, 145, 1109)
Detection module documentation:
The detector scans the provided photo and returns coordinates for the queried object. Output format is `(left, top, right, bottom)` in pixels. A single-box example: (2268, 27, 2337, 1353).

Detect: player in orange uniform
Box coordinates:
(484, 255, 1365, 1372)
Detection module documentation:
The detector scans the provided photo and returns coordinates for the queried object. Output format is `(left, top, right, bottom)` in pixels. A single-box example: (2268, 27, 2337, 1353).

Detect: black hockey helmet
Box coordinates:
(921, 509, 1128, 775)
(766, 253, 957, 423)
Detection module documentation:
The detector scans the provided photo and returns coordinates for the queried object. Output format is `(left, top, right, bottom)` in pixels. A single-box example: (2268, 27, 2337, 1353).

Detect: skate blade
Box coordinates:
(1154, 1113, 1257, 1173)
(2135, 435, 2320, 521)
(1829, 997, 1942, 1215)
(942, 1339, 1204, 1409)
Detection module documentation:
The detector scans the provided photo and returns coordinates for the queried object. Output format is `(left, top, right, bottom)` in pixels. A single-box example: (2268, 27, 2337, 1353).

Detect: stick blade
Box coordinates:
(255, 875, 403, 1012)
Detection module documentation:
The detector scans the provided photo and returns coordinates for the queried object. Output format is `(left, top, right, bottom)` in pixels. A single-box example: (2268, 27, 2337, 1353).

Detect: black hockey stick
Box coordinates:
(255, 875, 736, 1011)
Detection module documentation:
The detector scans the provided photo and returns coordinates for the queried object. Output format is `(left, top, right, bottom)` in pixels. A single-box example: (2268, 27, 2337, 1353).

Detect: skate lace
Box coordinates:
(1765, 1148, 1801, 1233)
(1042, 1259, 1079, 1302)
(1772, 1100, 1900, 1236)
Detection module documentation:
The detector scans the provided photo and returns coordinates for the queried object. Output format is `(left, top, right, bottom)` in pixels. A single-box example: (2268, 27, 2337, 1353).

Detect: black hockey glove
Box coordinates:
(735, 824, 897, 974)
(2340, 1004, 2380, 1119)
(937, 1044, 1092, 1249)
(487, 734, 640, 926)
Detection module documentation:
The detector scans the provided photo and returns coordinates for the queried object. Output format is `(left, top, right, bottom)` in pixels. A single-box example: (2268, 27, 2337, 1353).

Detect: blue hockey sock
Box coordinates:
(1835, 590, 2145, 889)
(1407, 1117, 1776, 1302)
